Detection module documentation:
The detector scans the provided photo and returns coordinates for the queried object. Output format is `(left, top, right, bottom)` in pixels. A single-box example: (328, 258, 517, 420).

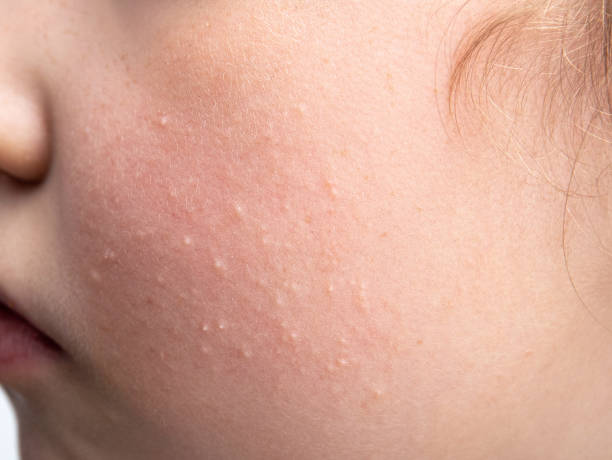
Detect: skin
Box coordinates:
(1, 0, 612, 458)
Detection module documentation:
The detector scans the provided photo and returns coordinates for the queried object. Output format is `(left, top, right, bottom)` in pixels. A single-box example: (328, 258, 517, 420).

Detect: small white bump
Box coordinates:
(214, 258, 227, 271)
(201, 323, 210, 332)
(90, 270, 102, 282)
(218, 319, 227, 330)
(337, 357, 349, 367)
(241, 348, 253, 358)
(184, 235, 193, 246)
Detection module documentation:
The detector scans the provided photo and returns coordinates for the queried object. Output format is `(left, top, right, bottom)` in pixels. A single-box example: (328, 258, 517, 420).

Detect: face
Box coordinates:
(2, 0, 612, 458)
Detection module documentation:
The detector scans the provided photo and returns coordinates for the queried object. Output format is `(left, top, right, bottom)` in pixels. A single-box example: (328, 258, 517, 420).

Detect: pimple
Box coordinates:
(275, 291, 285, 306)
(214, 257, 228, 272)
(233, 202, 244, 217)
(160, 115, 169, 126)
(217, 319, 227, 330)
(240, 347, 253, 359)
(183, 235, 193, 246)
(103, 248, 116, 261)
(324, 179, 338, 198)
(90, 269, 102, 283)
(201, 323, 210, 332)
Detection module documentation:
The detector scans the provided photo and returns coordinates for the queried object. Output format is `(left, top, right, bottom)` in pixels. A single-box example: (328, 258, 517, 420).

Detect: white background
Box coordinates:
(0, 388, 18, 460)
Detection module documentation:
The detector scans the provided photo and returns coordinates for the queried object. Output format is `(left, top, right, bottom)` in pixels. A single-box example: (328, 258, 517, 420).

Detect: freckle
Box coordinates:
(184, 235, 193, 246)
(373, 388, 384, 399)
(380, 232, 388, 238)
(524, 351, 533, 358)
(90, 269, 102, 282)
(304, 215, 312, 224)
(416, 339, 423, 345)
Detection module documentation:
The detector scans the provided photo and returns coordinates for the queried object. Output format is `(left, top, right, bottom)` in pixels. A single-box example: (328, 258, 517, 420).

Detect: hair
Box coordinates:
(448, 0, 612, 332)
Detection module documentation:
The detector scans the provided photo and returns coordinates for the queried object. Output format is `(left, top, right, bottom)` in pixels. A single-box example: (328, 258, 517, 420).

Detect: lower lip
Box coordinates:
(0, 303, 61, 368)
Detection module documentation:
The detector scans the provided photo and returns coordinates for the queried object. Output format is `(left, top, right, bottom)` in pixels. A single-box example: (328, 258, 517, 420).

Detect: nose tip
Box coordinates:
(0, 82, 50, 183)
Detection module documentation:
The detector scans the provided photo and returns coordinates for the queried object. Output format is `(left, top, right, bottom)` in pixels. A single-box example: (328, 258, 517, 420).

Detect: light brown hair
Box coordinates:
(448, 0, 612, 331)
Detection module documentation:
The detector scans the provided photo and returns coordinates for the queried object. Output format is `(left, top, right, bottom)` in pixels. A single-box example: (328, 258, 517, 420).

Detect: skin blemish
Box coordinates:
(201, 323, 210, 332)
(275, 291, 286, 306)
(90, 269, 102, 283)
(160, 115, 169, 126)
(103, 248, 116, 261)
(417, 339, 423, 345)
(217, 319, 227, 330)
(157, 274, 165, 285)
(183, 235, 193, 246)
(240, 347, 253, 359)
(233, 202, 244, 217)
(214, 257, 228, 272)
(324, 179, 339, 198)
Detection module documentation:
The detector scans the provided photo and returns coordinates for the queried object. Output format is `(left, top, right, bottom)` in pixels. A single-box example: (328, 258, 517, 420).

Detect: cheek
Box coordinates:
(52, 52, 413, 429)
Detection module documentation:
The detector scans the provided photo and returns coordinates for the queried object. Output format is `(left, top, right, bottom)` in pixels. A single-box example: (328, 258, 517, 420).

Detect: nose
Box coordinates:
(0, 77, 51, 183)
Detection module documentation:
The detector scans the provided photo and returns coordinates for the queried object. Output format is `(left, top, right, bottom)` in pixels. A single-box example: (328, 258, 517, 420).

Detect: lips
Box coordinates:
(0, 298, 62, 366)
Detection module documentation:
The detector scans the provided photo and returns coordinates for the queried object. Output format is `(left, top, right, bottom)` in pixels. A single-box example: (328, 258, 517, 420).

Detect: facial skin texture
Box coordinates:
(2, 0, 612, 458)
